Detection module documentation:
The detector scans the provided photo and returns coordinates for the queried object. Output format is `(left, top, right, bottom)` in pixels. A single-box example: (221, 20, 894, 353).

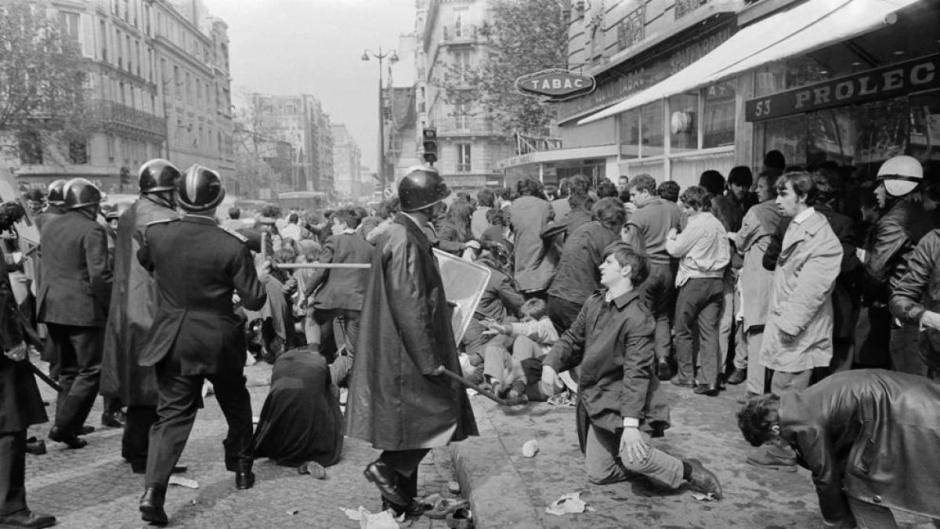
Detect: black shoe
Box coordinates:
(381, 497, 427, 518)
(684, 458, 722, 500)
(726, 368, 746, 385)
(364, 461, 411, 507)
(235, 470, 255, 490)
(139, 487, 168, 526)
(693, 384, 720, 396)
(656, 359, 674, 381)
(0, 509, 57, 528)
(79, 425, 95, 435)
(25, 440, 46, 456)
(48, 427, 87, 449)
(101, 411, 126, 428)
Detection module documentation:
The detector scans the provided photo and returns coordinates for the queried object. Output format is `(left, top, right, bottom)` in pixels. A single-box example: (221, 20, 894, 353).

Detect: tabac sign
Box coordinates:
(515, 69, 596, 102)
(746, 54, 940, 122)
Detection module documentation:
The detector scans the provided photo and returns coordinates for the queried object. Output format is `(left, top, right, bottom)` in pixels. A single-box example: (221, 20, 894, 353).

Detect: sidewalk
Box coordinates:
(453, 381, 936, 529)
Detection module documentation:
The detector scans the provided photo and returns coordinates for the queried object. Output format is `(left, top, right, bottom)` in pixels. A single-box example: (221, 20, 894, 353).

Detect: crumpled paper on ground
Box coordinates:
(546, 492, 588, 516)
(340, 506, 400, 528)
(168, 476, 199, 489)
(691, 491, 719, 502)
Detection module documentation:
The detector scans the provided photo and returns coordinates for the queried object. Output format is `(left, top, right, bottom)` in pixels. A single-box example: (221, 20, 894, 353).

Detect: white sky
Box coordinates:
(203, 0, 416, 171)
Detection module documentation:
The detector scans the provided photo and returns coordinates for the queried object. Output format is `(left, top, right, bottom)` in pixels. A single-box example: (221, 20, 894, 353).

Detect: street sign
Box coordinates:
(515, 69, 596, 102)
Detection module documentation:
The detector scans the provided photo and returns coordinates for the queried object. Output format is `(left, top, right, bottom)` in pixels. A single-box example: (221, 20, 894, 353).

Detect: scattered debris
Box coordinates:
(287, 509, 299, 516)
(447, 480, 461, 494)
(190, 499, 198, 505)
(691, 491, 719, 502)
(168, 476, 199, 489)
(339, 506, 399, 528)
(521, 439, 539, 458)
(546, 492, 587, 516)
(297, 461, 327, 479)
(445, 507, 473, 529)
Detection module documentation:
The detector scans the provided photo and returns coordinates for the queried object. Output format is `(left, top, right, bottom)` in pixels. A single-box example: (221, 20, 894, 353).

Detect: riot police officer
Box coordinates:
(101, 159, 182, 474)
(137, 165, 267, 526)
(38, 178, 112, 449)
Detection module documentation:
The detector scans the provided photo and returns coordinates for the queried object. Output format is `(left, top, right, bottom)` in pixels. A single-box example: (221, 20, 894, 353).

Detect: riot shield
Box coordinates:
(434, 249, 490, 345)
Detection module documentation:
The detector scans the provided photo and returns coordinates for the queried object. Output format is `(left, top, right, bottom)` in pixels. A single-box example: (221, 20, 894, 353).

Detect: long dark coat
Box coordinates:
(100, 197, 178, 406)
(0, 257, 46, 433)
(347, 213, 477, 450)
(780, 369, 940, 523)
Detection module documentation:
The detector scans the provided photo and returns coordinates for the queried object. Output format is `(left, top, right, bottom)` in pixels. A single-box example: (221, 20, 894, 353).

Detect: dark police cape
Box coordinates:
(252, 346, 343, 467)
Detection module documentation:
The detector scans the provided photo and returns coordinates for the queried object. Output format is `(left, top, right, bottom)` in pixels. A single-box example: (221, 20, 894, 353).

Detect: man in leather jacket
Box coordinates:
(738, 370, 940, 529)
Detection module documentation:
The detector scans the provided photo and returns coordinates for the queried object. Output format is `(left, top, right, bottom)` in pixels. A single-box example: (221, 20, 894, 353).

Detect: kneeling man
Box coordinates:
(738, 369, 940, 529)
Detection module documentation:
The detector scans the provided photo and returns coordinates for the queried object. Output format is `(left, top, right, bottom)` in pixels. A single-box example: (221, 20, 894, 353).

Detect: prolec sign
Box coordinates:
(515, 69, 596, 102)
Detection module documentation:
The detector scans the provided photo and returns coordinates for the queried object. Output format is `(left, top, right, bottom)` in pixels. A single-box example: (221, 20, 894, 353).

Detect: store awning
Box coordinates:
(578, 0, 921, 125)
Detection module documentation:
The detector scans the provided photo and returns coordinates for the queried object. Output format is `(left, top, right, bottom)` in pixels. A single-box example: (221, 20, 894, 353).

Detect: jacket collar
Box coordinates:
(599, 288, 640, 310)
(393, 212, 431, 248)
(181, 214, 218, 226)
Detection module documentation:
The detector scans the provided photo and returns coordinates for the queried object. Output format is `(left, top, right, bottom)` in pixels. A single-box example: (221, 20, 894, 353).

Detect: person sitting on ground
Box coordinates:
(738, 370, 940, 529)
(252, 343, 343, 470)
(541, 244, 722, 497)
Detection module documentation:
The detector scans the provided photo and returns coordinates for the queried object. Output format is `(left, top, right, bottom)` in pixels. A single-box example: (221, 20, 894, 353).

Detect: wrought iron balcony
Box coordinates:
(90, 99, 164, 137)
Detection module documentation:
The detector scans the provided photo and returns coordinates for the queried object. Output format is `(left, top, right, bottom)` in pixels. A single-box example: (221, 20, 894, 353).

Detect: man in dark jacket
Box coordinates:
(889, 226, 940, 380)
(101, 159, 181, 474)
(37, 178, 112, 449)
(542, 244, 721, 497)
(347, 166, 478, 517)
(136, 165, 268, 526)
(738, 370, 940, 528)
(302, 206, 373, 387)
(0, 218, 56, 529)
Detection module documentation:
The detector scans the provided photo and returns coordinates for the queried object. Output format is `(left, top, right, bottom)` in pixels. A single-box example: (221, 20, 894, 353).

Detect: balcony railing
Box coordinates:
(435, 116, 499, 136)
(515, 132, 562, 155)
(90, 99, 164, 137)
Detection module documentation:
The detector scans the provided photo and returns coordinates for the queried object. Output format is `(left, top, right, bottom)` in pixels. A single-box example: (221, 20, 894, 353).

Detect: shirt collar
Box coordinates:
(603, 288, 640, 309)
(792, 206, 815, 225)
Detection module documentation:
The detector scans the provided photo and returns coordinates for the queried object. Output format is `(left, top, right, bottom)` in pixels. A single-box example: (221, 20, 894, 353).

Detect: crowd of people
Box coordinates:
(1, 150, 939, 528)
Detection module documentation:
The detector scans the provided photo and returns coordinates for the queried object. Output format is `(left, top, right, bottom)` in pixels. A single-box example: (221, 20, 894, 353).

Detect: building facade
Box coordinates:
(415, 0, 515, 193)
(6, 0, 233, 194)
(499, 0, 939, 190)
(331, 124, 363, 201)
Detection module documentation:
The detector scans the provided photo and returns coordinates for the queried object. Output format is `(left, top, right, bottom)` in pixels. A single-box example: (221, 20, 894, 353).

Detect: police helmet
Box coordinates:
(178, 164, 225, 212)
(139, 158, 182, 194)
(47, 179, 67, 206)
(877, 155, 923, 197)
(398, 166, 449, 212)
(63, 178, 103, 210)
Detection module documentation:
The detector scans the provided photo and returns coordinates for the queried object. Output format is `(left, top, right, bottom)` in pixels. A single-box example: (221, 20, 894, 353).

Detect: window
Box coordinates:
(185, 72, 191, 103)
(640, 101, 664, 156)
(668, 93, 698, 153)
(455, 103, 471, 130)
(119, 81, 125, 104)
(115, 28, 122, 67)
(618, 108, 640, 158)
(454, 13, 463, 38)
(58, 12, 80, 44)
(126, 35, 132, 71)
(453, 50, 471, 83)
(18, 131, 43, 164)
(135, 41, 141, 76)
(106, 134, 115, 162)
(99, 20, 107, 60)
(173, 65, 180, 97)
(68, 141, 88, 164)
(457, 143, 471, 172)
(702, 82, 736, 148)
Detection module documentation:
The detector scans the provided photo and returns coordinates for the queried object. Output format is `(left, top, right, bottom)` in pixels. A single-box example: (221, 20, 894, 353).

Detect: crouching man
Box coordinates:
(738, 369, 940, 529)
(541, 244, 722, 497)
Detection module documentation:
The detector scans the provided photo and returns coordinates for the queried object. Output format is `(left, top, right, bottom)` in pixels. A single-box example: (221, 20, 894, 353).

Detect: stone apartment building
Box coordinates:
(331, 124, 362, 201)
(5, 0, 233, 194)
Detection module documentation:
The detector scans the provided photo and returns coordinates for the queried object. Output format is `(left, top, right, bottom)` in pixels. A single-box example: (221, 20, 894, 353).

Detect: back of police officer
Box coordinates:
(136, 165, 267, 526)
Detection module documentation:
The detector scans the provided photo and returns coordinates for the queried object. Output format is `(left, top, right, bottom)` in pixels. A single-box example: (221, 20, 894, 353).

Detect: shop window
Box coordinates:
(669, 93, 698, 153)
(618, 109, 640, 158)
(703, 82, 735, 148)
(640, 101, 663, 156)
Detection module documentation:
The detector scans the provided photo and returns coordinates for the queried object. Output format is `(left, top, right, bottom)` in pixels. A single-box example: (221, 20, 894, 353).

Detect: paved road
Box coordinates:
(23, 361, 458, 529)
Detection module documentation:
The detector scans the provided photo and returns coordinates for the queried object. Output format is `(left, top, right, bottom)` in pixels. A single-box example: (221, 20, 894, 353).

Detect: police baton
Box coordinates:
(27, 361, 62, 393)
(440, 368, 527, 407)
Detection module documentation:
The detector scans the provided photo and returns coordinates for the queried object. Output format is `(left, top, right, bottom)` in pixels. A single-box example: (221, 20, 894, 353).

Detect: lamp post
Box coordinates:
(361, 46, 398, 193)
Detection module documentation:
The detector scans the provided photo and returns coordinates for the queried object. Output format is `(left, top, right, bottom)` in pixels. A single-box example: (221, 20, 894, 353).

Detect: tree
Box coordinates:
(435, 0, 568, 137)
(0, 1, 90, 161)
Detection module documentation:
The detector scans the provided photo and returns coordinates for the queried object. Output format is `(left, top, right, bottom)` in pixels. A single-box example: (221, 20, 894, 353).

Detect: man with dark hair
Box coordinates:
(348, 167, 477, 517)
(471, 188, 495, 239)
(657, 181, 680, 203)
(596, 180, 619, 199)
(542, 244, 721, 498)
(302, 207, 373, 387)
(738, 370, 940, 529)
(763, 150, 786, 177)
(510, 178, 557, 296)
(624, 174, 681, 377)
(551, 178, 572, 220)
(547, 198, 629, 332)
(222, 207, 242, 231)
(666, 186, 728, 396)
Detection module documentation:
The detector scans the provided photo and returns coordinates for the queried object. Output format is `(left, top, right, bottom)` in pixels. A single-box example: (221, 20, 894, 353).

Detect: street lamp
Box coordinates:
(361, 46, 398, 192)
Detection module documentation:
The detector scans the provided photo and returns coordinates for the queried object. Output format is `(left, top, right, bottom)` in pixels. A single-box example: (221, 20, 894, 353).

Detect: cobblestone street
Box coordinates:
(23, 361, 457, 529)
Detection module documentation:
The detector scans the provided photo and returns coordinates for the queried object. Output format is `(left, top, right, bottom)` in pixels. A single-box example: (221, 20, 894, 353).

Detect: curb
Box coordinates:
(449, 399, 542, 529)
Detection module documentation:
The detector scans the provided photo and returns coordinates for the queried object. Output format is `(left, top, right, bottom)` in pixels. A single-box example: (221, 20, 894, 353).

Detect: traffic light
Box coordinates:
(422, 127, 438, 165)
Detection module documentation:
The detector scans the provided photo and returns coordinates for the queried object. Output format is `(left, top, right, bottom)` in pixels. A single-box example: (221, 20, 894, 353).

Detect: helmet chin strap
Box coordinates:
(144, 191, 176, 210)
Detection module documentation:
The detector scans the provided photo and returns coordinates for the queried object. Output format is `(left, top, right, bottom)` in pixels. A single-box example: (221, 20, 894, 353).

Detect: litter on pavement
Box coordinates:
(546, 492, 588, 516)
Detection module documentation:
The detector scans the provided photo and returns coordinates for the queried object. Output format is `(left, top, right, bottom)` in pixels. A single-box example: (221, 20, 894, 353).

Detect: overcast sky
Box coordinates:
(203, 0, 416, 172)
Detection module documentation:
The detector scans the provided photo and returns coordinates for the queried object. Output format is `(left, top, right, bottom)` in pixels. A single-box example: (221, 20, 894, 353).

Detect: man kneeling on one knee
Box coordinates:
(541, 243, 722, 496)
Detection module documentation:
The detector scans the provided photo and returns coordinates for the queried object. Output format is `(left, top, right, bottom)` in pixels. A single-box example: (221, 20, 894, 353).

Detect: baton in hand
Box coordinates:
(440, 368, 527, 407)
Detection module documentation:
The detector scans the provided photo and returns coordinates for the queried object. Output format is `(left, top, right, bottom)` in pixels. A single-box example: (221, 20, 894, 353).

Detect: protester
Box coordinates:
(470, 188, 494, 239)
(347, 166, 477, 517)
(136, 165, 268, 526)
(889, 223, 940, 380)
(509, 178, 557, 297)
(435, 199, 474, 255)
(738, 370, 940, 529)
(222, 207, 243, 231)
(542, 245, 721, 498)
(666, 186, 728, 396)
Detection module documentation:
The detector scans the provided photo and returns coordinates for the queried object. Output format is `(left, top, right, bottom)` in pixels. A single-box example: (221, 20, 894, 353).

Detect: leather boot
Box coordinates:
(684, 459, 722, 500)
(0, 509, 57, 528)
(139, 486, 168, 526)
(364, 461, 411, 507)
(235, 470, 255, 490)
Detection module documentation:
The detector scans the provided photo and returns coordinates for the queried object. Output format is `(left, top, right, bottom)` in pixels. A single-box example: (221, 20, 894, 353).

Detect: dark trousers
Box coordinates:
(547, 295, 583, 334)
(47, 324, 103, 435)
(0, 430, 26, 516)
(379, 449, 430, 499)
(316, 309, 361, 387)
(124, 406, 158, 470)
(674, 277, 724, 386)
(145, 354, 253, 489)
(639, 262, 676, 362)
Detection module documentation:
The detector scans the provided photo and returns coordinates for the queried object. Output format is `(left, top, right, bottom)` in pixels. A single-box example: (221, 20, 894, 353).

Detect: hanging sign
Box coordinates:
(745, 53, 940, 122)
(515, 69, 597, 102)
